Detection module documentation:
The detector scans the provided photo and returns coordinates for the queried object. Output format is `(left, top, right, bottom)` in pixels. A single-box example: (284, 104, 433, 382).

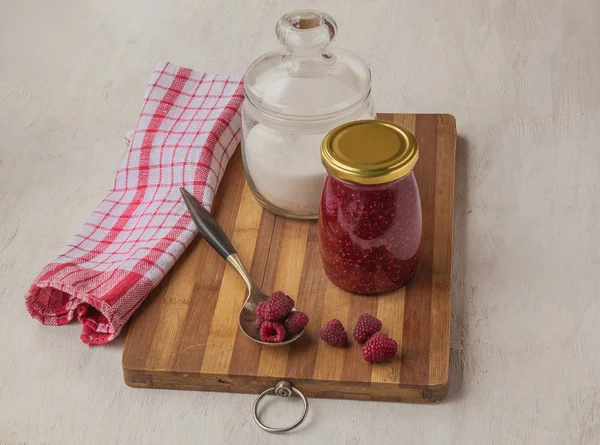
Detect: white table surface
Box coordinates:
(1, 0, 599, 443)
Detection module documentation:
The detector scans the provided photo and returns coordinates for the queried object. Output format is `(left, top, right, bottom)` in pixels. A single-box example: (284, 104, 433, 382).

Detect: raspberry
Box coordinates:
(362, 332, 397, 363)
(353, 313, 382, 343)
(263, 291, 294, 321)
(254, 301, 267, 328)
(320, 319, 348, 347)
(259, 321, 286, 343)
(256, 301, 267, 319)
(284, 311, 309, 334)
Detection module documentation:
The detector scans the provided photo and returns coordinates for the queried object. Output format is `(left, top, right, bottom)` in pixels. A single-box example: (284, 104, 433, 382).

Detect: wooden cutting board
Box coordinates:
(123, 113, 456, 403)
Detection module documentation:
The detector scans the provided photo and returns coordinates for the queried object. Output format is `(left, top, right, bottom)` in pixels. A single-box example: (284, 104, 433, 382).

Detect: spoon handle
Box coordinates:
(180, 187, 236, 260)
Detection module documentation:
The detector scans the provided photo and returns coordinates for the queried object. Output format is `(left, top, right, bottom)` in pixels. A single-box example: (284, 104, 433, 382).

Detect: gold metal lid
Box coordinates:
(320, 120, 419, 184)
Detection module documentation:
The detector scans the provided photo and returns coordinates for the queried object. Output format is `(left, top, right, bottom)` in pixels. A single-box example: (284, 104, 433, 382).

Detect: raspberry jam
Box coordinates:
(318, 172, 422, 294)
(318, 120, 422, 294)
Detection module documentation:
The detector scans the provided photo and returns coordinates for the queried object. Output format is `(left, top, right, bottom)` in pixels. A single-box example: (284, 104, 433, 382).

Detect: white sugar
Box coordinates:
(243, 112, 374, 216)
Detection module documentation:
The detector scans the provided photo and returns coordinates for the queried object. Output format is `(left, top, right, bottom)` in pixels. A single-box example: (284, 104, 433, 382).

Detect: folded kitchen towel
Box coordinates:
(25, 62, 244, 345)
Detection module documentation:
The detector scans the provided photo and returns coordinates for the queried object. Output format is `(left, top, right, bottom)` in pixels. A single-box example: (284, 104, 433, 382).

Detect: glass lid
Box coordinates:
(244, 10, 372, 118)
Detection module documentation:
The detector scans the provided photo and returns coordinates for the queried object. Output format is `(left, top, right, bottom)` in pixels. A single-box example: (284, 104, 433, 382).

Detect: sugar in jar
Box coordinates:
(318, 120, 422, 294)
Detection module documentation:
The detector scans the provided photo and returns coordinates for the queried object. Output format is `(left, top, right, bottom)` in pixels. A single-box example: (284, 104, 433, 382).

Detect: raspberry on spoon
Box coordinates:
(284, 311, 309, 335)
(259, 321, 286, 343)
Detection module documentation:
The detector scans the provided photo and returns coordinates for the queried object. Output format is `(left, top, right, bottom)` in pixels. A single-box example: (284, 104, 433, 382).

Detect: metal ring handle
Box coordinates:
(252, 381, 308, 433)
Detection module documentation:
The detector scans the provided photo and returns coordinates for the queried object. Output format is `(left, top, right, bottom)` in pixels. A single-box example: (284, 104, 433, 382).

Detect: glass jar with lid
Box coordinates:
(242, 10, 375, 219)
(318, 120, 422, 294)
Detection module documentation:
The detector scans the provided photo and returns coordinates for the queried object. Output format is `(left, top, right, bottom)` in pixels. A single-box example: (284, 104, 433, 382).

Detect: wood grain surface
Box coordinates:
(122, 113, 456, 402)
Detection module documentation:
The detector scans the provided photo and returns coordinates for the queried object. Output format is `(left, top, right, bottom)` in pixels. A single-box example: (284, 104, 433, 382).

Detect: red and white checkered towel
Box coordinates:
(25, 62, 244, 345)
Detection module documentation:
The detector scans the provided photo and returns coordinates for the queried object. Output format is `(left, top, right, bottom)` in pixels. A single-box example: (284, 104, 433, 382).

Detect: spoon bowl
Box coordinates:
(180, 187, 305, 346)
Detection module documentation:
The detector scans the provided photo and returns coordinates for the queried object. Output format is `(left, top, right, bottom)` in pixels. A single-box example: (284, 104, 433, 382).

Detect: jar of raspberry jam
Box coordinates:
(318, 120, 421, 294)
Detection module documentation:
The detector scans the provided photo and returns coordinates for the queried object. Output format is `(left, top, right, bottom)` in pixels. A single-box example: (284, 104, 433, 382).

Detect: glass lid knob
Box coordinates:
(275, 10, 337, 51)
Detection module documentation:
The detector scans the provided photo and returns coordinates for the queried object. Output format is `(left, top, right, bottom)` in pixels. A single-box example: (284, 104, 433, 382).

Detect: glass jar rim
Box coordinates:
(244, 87, 372, 122)
(327, 172, 415, 189)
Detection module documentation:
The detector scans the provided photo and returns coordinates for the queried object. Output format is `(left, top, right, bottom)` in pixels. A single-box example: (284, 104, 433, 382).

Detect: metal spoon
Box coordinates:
(180, 188, 304, 346)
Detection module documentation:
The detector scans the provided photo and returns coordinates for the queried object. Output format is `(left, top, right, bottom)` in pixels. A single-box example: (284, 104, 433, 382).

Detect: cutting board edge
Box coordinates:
(123, 367, 448, 403)
(378, 112, 456, 125)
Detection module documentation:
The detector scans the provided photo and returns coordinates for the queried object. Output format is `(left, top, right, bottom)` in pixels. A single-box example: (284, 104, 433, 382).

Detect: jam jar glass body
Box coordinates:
(242, 10, 375, 219)
(318, 121, 422, 294)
